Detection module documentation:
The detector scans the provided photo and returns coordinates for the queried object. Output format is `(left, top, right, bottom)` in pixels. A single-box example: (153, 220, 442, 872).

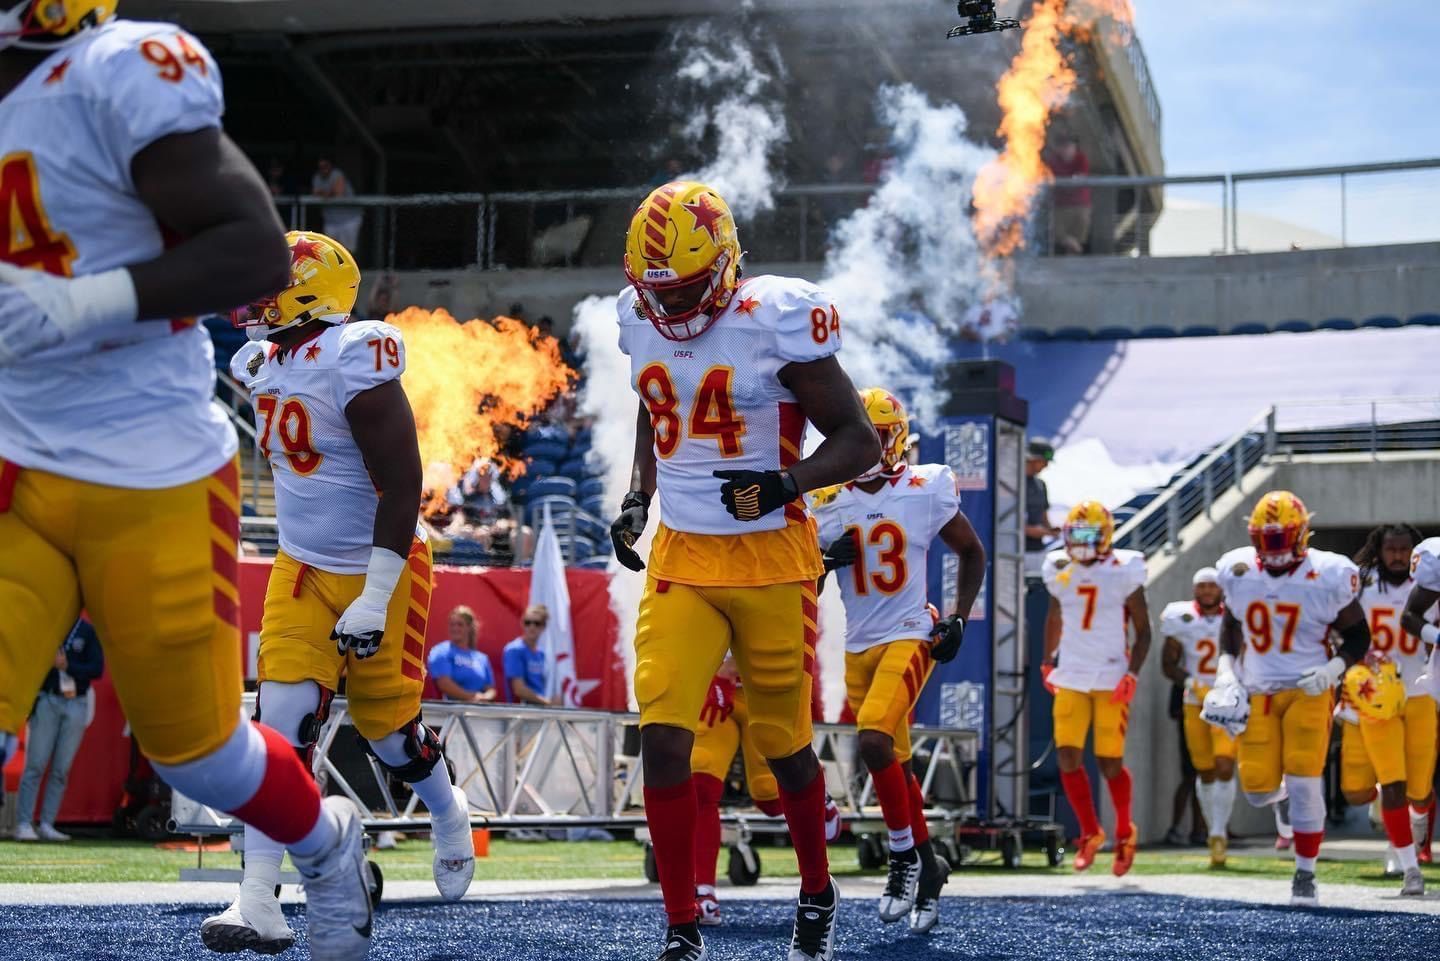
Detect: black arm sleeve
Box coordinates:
(1335, 618, 1370, 666)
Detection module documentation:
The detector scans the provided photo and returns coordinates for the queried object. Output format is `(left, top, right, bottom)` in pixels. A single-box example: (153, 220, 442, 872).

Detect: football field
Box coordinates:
(2, 839, 1438, 960)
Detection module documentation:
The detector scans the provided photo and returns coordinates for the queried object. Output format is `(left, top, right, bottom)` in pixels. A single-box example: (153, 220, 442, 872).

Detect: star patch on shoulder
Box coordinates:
(304, 344, 323, 362)
(246, 350, 264, 377)
(736, 296, 760, 317)
(908, 475, 926, 487)
(44, 59, 71, 85)
(1305, 570, 1320, 580)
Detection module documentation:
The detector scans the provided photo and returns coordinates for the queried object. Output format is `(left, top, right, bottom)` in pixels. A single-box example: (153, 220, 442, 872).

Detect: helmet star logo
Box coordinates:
(683, 195, 725, 242)
(736, 296, 760, 316)
(1358, 678, 1377, 701)
(303, 344, 322, 362)
(290, 236, 325, 267)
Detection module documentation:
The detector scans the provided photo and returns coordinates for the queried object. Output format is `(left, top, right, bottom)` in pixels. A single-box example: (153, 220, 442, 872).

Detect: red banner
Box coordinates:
(8, 562, 625, 825)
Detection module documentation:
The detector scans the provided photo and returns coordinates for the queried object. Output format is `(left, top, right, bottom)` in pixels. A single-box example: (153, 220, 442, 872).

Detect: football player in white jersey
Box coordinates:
(812, 387, 984, 933)
(608, 181, 879, 961)
(1400, 531, 1440, 861)
(1159, 568, 1235, 867)
(1040, 501, 1150, 876)
(1338, 524, 1432, 894)
(207, 231, 476, 951)
(0, 7, 371, 960)
(1206, 491, 1371, 906)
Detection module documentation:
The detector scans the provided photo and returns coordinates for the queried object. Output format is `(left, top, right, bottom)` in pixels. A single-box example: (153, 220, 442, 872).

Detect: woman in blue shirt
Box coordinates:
(427, 607, 497, 703)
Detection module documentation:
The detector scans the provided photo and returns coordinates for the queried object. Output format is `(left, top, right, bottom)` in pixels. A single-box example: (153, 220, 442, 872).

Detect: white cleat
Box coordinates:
(36, 823, 70, 842)
(910, 856, 952, 934)
(431, 785, 475, 901)
(1402, 866, 1426, 897)
(291, 797, 373, 961)
(878, 848, 921, 923)
(12, 823, 37, 842)
(200, 877, 296, 955)
(823, 799, 842, 843)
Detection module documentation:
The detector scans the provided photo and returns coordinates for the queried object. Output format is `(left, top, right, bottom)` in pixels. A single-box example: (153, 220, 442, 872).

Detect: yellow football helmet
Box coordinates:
(1, 0, 115, 49)
(1344, 657, 1405, 723)
(623, 180, 741, 342)
(230, 231, 360, 336)
(857, 387, 911, 480)
(1248, 490, 1311, 571)
(1063, 501, 1114, 562)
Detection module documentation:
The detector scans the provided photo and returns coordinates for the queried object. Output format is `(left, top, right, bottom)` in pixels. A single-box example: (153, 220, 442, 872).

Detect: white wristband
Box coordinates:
(49, 268, 139, 340)
(1422, 624, 1440, 647)
(1217, 653, 1238, 679)
(358, 546, 406, 605)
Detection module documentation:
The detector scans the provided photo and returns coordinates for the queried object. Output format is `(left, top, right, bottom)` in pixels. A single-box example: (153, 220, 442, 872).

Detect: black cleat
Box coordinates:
(655, 924, 707, 961)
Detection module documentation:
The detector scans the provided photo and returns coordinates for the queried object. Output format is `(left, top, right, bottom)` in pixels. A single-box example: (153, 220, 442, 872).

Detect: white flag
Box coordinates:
(531, 503, 581, 706)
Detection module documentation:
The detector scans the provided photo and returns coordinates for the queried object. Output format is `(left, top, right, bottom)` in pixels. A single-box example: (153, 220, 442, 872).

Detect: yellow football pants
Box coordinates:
(0, 458, 242, 765)
(1237, 688, 1332, 795)
(691, 686, 779, 803)
(633, 576, 816, 759)
(1340, 695, 1438, 802)
(259, 540, 432, 740)
(1052, 687, 1129, 758)
(844, 639, 934, 763)
(1183, 701, 1237, 772)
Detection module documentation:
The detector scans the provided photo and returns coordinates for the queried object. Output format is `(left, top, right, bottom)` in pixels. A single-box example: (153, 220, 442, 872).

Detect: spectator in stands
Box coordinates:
(15, 618, 104, 842)
(1048, 137, 1092, 255)
(1024, 437, 1059, 577)
(311, 157, 363, 257)
(428, 606, 497, 703)
(266, 158, 291, 198)
(365, 272, 398, 321)
(503, 605, 553, 706)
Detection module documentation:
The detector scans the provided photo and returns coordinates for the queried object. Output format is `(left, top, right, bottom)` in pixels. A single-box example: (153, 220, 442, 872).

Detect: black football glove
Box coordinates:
(609, 489, 651, 572)
(713, 469, 800, 522)
(822, 532, 859, 572)
(930, 614, 966, 663)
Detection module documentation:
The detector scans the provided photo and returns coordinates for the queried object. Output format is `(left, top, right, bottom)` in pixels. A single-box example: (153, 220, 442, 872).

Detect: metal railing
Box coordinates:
(1114, 398, 1440, 556)
(275, 157, 1440, 270)
(169, 695, 979, 841)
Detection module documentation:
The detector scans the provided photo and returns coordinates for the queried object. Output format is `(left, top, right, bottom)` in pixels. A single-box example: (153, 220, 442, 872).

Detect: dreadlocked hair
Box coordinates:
(1354, 522, 1424, 585)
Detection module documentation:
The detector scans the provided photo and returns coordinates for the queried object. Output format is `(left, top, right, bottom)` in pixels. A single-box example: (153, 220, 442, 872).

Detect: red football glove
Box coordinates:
(700, 676, 737, 727)
(1041, 661, 1058, 695)
(1111, 672, 1138, 706)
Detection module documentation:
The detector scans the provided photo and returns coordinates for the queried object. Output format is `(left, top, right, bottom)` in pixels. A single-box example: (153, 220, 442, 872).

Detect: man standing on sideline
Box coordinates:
(311, 158, 363, 257)
(15, 617, 104, 842)
(503, 605, 553, 706)
(1024, 438, 1059, 578)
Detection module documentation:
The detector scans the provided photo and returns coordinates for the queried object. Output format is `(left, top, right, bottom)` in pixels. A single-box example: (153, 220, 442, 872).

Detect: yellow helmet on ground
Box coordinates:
(1063, 501, 1114, 562)
(1344, 657, 1405, 723)
(857, 387, 911, 481)
(1248, 490, 1311, 571)
(230, 231, 360, 337)
(1, 0, 115, 49)
(623, 180, 741, 342)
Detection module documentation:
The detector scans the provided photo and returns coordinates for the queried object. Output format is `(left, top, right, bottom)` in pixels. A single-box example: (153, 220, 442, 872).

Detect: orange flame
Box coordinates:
(387, 308, 575, 511)
(972, 0, 1135, 260)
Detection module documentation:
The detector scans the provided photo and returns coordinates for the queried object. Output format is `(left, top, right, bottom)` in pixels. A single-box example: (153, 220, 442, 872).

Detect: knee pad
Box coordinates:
(254, 680, 332, 750)
(363, 714, 443, 784)
(747, 721, 798, 761)
(1285, 775, 1326, 831)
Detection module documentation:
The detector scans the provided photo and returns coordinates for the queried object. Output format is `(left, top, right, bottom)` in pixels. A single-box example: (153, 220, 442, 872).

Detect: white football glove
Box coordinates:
(333, 547, 405, 660)
(1297, 656, 1347, 696)
(1201, 654, 1249, 736)
(0, 263, 138, 366)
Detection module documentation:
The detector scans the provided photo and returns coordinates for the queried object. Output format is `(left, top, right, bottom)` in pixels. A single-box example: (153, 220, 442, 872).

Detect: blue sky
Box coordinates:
(1131, 0, 1440, 174)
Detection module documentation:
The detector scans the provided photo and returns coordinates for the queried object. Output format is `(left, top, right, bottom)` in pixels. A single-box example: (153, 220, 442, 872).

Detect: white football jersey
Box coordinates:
(1042, 549, 1148, 691)
(1215, 547, 1360, 694)
(0, 20, 237, 488)
(231, 321, 406, 574)
(813, 464, 961, 653)
(1411, 538, 1440, 593)
(616, 274, 839, 536)
(1159, 601, 1226, 705)
(1359, 574, 1436, 698)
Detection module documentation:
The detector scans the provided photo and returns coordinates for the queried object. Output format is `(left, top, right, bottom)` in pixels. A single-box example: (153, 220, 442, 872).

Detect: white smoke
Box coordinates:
(668, 21, 788, 220)
(817, 83, 1005, 425)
